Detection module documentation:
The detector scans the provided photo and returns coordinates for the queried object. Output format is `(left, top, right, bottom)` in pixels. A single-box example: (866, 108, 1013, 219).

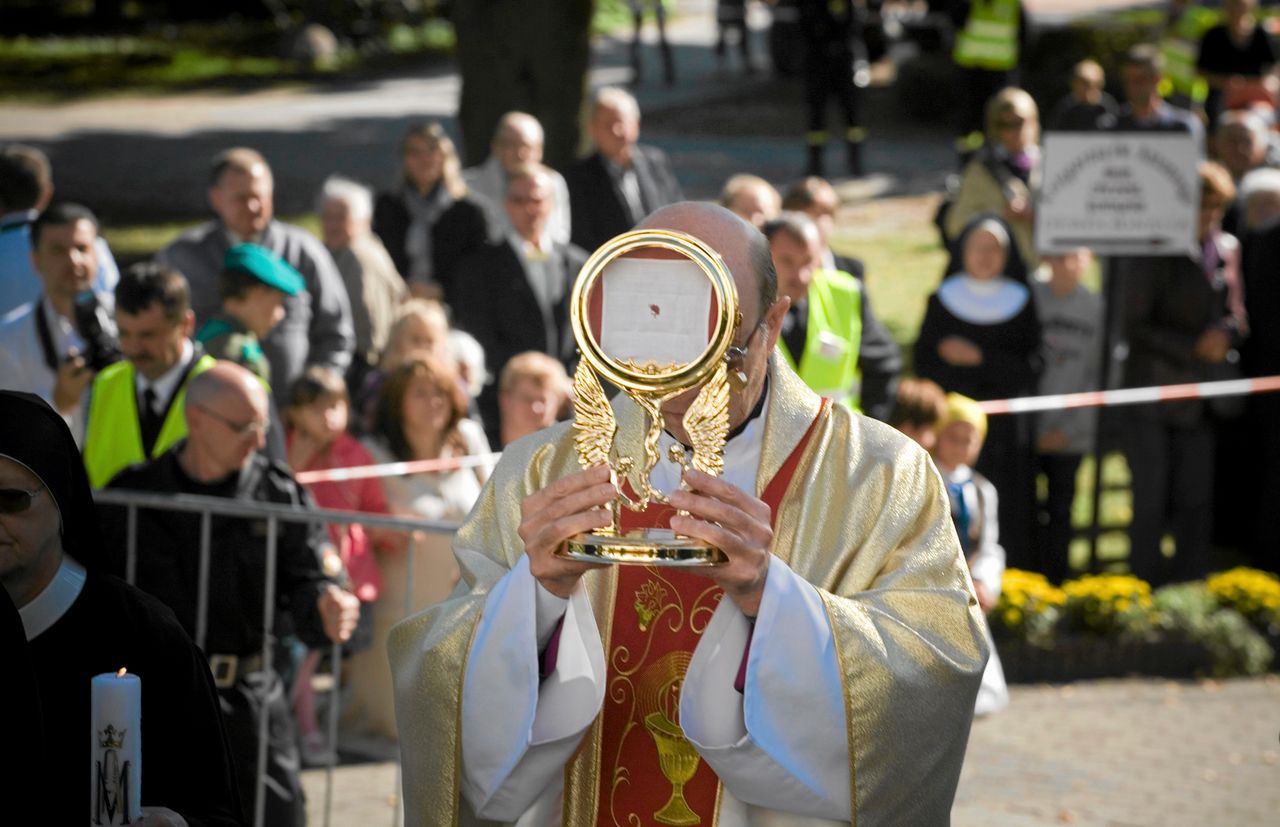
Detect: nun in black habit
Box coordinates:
(0, 391, 244, 826)
(913, 214, 1043, 571)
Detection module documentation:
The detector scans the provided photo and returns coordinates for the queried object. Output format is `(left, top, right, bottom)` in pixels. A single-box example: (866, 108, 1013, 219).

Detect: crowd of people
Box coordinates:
(4, 2, 1280, 823)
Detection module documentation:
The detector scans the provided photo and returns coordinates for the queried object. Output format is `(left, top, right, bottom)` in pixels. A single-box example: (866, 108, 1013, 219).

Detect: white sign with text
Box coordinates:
(1036, 132, 1201, 256)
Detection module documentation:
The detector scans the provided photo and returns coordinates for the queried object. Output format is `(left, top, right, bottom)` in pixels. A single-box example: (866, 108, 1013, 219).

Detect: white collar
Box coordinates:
(136, 338, 195, 403)
(940, 463, 975, 485)
(820, 246, 837, 272)
(20, 555, 87, 641)
(937, 274, 1029, 325)
(651, 387, 769, 497)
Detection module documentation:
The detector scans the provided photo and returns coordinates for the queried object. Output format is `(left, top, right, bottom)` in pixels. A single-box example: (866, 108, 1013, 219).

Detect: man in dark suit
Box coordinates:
(564, 86, 683, 254)
(452, 163, 588, 444)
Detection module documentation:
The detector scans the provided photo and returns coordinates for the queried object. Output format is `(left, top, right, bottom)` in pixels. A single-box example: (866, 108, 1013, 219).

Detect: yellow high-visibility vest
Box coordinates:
(83, 354, 216, 489)
(778, 268, 863, 411)
(953, 0, 1020, 72)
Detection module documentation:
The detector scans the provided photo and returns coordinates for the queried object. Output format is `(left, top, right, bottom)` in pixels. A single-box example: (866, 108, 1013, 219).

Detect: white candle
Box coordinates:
(91, 668, 141, 825)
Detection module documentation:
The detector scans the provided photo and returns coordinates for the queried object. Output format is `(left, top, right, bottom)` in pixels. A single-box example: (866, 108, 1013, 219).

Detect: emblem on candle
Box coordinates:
(92, 668, 141, 825)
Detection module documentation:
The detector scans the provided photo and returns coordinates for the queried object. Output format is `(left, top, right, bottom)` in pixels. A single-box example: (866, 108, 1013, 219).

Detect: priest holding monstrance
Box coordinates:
(390, 203, 988, 825)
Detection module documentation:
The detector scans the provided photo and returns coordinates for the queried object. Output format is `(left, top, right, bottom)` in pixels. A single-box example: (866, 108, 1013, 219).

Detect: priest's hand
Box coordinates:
(317, 585, 361, 643)
(519, 464, 614, 598)
(136, 807, 189, 826)
(670, 468, 772, 618)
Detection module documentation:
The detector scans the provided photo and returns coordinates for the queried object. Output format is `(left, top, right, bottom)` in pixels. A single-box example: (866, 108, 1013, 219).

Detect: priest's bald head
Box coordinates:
(181, 361, 271, 481)
(635, 202, 787, 446)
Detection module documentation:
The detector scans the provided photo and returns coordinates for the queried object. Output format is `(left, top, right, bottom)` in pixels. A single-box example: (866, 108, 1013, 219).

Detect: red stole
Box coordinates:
(594, 403, 826, 826)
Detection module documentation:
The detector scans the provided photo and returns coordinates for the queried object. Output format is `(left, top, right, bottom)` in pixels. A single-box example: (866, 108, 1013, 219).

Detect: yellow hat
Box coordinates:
(941, 392, 988, 440)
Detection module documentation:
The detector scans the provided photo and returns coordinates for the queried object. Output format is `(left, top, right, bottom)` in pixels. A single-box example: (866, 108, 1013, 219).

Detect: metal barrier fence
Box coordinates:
(94, 488, 462, 827)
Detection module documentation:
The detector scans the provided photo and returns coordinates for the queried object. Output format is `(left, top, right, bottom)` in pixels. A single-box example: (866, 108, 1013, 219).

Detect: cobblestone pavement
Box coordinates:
(300, 675, 1280, 826)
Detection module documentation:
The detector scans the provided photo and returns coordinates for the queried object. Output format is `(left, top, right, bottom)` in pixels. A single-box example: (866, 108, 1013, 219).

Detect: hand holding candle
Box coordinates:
(91, 668, 141, 826)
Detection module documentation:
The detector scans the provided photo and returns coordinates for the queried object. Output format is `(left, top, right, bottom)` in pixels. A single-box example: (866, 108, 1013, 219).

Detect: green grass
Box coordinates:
(0, 20, 455, 100)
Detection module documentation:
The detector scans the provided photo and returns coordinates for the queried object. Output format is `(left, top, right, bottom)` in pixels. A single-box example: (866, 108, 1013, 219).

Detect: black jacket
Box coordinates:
(451, 238, 588, 441)
(100, 449, 336, 656)
(564, 146, 683, 253)
(372, 188, 491, 301)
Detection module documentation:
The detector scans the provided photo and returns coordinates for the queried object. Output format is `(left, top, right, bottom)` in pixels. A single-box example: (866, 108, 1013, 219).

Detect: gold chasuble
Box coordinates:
(388, 357, 988, 826)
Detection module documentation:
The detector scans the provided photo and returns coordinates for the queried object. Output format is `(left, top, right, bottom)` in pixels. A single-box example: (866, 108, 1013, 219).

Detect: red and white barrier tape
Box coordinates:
(979, 375, 1280, 416)
(295, 452, 502, 484)
(294, 375, 1280, 482)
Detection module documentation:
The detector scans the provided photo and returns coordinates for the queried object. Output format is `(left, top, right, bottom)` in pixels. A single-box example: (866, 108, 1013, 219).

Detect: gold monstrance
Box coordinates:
(558, 229, 740, 566)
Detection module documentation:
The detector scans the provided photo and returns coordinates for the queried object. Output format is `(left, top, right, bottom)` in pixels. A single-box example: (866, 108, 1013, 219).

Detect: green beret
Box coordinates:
(223, 243, 304, 296)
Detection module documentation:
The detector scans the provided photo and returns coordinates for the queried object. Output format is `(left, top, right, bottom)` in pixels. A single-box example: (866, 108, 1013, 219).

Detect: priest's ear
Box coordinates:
(762, 296, 790, 351)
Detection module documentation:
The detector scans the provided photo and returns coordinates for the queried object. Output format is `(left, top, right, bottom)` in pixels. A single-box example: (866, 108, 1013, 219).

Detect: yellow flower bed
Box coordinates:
(993, 569, 1065, 645)
(1206, 567, 1280, 628)
(1061, 573, 1153, 634)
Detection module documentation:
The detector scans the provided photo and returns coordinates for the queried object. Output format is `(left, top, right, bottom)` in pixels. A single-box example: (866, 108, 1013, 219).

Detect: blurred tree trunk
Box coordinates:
(452, 0, 593, 170)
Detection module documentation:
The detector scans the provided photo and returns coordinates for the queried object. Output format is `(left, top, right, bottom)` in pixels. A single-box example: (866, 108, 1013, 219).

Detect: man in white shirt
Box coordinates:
(463, 112, 572, 246)
(0, 203, 109, 443)
(389, 202, 988, 825)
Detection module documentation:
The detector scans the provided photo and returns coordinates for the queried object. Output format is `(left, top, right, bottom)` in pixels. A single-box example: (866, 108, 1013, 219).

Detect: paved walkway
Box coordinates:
(300, 675, 1280, 826)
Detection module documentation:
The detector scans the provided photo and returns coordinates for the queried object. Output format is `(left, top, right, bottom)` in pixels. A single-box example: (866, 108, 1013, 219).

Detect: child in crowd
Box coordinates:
(1031, 248, 1101, 583)
(195, 243, 303, 382)
(932, 393, 1008, 716)
(887, 377, 947, 453)
(284, 366, 391, 762)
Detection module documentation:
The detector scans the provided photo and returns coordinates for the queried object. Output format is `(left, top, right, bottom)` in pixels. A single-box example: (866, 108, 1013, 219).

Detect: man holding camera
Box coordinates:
(0, 202, 114, 444)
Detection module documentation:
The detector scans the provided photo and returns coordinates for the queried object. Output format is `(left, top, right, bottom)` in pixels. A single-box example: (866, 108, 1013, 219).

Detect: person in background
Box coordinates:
(352, 353, 486, 742)
(1196, 0, 1278, 131)
(1118, 161, 1248, 587)
(914, 215, 1042, 570)
(764, 212, 866, 410)
(931, 392, 1009, 717)
(0, 203, 108, 443)
(1030, 248, 1101, 583)
(1047, 59, 1118, 131)
(782, 176, 903, 420)
(373, 122, 490, 303)
(945, 87, 1041, 270)
(565, 87, 683, 253)
(797, 0, 870, 177)
(318, 175, 408, 390)
(284, 365, 391, 763)
(452, 163, 586, 445)
(2, 390, 243, 826)
(888, 376, 947, 453)
(1215, 110, 1280, 235)
(100, 362, 361, 827)
(463, 112, 572, 246)
(496, 350, 572, 447)
(449, 327, 488, 408)
(1115, 44, 1206, 149)
(0, 144, 121, 318)
(950, 0, 1025, 155)
(720, 173, 780, 229)
(1160, 0, 1217, 114)
(82, 263, 216, 489)
(157, 147, 355, 407)
(351, 298, 454, 435)
(1237, 168, 1280, 570)
(627, 0, 676, 85)
(715, 0, 754, 74)
(196, 243, 303, 383)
